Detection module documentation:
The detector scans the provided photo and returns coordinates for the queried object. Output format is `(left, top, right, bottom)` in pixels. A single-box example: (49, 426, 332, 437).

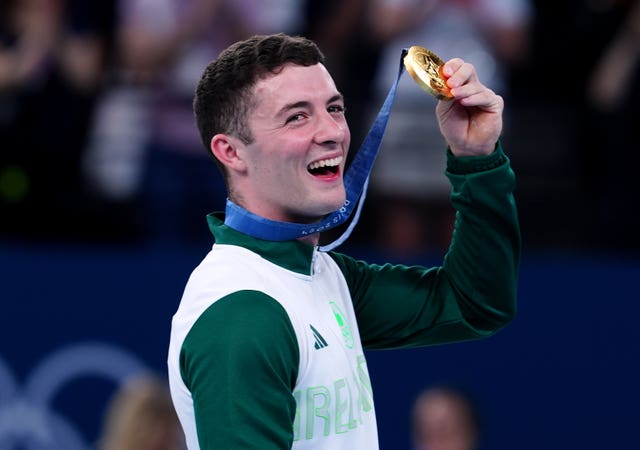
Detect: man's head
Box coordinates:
(194, 34, 326, 167)
(194, 34, 351, 226)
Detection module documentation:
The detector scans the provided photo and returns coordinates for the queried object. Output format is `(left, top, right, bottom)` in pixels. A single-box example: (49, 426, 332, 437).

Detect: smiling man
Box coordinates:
(167, 33, 520, 450)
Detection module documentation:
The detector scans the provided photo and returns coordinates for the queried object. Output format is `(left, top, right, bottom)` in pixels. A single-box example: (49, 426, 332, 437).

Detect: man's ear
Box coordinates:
(210, 134, 247, 173)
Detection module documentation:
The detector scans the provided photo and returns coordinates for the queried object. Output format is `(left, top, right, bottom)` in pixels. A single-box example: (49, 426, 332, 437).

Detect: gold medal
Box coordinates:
(403, 45, 453, 101)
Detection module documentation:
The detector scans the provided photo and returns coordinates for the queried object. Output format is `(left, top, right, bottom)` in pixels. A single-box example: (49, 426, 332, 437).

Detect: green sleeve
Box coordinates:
(330, 143, 520, 349)
(180, 290, 299, 449)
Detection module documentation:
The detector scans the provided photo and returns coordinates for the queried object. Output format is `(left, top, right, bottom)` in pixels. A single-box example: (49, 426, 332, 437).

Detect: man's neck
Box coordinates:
(297, 233, 320, 247)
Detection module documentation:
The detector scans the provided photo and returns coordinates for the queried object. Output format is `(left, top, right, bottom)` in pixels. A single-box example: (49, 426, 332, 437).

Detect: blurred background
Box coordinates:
(1, 0, 638, 449)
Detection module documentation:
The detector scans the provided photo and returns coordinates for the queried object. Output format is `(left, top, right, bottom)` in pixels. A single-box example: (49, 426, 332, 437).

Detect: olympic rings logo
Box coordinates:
(0, 342, 149, 450)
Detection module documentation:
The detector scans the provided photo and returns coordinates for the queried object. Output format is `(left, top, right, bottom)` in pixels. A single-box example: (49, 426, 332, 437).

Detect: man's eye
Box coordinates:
(286, 113, 306, 123)
(328, 105, 346, 114)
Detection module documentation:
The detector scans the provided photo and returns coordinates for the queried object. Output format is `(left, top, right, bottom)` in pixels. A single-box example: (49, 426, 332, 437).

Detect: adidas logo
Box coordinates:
(310, 324, 328, 350)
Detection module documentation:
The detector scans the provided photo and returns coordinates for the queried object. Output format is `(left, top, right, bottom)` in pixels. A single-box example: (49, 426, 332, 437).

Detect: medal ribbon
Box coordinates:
(224, 48, 407, 250)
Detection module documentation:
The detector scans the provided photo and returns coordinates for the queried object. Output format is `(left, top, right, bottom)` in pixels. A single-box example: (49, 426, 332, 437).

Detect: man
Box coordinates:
(168, 33, 520, 450)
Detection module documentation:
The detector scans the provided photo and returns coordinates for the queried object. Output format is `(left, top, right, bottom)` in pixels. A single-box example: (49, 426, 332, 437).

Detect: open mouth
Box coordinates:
(307, 156, 343, 177)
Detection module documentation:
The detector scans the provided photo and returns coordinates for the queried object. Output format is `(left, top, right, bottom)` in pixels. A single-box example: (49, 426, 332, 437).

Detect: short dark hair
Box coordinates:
(194, 34, 325, 173)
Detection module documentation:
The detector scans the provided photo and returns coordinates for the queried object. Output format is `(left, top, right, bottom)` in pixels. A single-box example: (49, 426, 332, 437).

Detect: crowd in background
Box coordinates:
(93, 373, 483, 450)
(1, 0, 639, 254)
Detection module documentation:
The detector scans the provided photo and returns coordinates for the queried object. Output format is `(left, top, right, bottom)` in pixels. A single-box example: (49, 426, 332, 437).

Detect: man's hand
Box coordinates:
(435, 58, 504, 157)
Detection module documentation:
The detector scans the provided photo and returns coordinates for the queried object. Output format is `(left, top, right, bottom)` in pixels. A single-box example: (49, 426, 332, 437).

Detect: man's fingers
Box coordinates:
(450, 83, 501, 108)
(442, 59, 476, 88)
(456, 90, 504, 112)
(448, 81, 485, 100)
(441, 59, 502, 111)
(441, 58, 464, 77)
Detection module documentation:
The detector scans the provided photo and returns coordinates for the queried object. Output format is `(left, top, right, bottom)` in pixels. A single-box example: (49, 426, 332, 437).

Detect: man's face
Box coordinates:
(236, 63, 351, 224)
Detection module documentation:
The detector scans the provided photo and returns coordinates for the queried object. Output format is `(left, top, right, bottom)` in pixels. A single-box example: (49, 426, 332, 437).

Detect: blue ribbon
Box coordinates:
(224, 48, 408, 251)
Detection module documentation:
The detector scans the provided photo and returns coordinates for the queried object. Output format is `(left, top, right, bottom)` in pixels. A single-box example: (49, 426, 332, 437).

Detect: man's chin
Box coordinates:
(294, 202, 346, 224)
(322, 198, 348, 216)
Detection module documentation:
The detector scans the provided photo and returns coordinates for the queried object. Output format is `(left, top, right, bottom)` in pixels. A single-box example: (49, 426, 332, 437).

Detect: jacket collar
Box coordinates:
(207, 213, 316, 276)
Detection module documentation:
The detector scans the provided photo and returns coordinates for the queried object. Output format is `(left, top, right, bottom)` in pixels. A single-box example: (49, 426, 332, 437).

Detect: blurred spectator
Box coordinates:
(411, 385, 481, 450)
(97, 374, 186, 450)
(0, 0, 115, 239)
(83, 0, 304, 245)
(572, 0, 640, 249)
(585, 1, 640, 111)
(364, 0, 532, 256)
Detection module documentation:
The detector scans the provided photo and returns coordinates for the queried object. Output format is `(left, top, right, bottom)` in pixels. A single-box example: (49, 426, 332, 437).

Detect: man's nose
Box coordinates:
(314, 111, 347, 145)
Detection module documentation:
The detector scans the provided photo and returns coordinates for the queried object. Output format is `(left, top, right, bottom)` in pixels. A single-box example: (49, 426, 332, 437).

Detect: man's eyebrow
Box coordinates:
(276, 94, 345, 117)
(327, 94, 344, 105)
(276, 101, 311, 117)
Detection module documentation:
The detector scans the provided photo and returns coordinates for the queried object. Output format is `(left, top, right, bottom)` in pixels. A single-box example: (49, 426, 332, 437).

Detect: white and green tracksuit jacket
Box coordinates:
(168, 144, 520, 450)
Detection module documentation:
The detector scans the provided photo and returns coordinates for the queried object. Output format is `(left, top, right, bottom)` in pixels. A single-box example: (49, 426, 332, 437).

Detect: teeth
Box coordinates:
(308, 156, 343, 170)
